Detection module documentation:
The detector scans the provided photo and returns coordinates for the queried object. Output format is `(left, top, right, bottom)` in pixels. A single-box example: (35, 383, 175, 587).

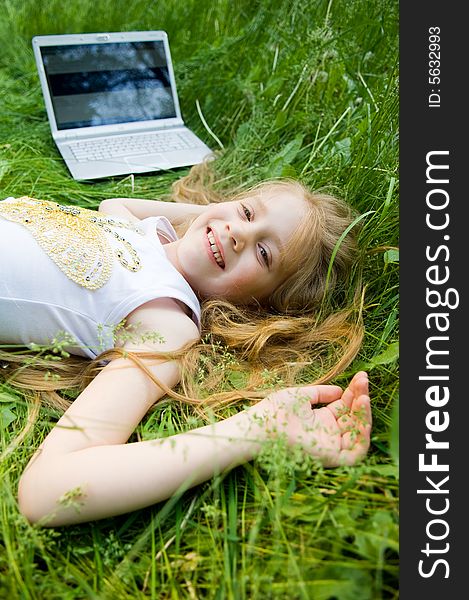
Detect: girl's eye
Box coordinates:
(241, 204, 252, 221)
(259, 245, 269, 266)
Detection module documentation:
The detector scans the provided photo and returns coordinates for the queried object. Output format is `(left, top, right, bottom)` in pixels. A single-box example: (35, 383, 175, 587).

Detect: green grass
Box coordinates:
(0, 0, 399, 598)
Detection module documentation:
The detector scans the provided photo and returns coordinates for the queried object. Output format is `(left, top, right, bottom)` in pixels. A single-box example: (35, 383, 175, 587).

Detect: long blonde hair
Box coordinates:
(1, 164, 364, 417)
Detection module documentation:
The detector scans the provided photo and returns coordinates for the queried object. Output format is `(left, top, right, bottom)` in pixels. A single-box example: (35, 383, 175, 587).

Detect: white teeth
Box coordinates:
(207, 230, 225, 267)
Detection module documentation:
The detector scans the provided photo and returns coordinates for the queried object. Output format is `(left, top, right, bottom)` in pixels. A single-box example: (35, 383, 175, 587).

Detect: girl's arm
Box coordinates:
(17, 299, 371, 526)
(98, 197, 209, 223)
(18, 297, 201, 524)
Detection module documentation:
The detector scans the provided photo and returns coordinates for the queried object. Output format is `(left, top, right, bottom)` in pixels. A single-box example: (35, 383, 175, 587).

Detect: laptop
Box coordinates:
(32, 31, 213, 180)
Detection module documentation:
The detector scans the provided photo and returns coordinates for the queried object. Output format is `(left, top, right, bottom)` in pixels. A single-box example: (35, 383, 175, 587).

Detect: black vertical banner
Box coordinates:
(400, 2, 466, 597)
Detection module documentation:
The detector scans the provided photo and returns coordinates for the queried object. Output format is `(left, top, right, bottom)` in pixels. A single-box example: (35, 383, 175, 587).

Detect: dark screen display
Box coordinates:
(40, 41, 177, 130)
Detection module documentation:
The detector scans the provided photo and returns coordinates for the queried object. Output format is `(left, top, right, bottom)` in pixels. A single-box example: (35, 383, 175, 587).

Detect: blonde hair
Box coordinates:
(1, 163, 364, 419)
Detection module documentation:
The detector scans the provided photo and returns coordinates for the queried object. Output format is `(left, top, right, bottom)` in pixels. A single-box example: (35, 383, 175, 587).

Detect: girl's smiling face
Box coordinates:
(164, 188, 308, 304)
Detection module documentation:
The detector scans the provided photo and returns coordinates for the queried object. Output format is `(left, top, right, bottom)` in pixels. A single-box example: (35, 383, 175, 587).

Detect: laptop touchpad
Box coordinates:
(124, 154, 169, 170)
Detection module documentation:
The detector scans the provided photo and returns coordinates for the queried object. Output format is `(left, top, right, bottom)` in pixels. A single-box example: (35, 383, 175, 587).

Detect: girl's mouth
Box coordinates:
(207, 228, 225, 269)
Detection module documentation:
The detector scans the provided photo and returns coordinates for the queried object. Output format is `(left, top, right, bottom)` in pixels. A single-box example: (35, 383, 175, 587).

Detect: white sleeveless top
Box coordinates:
(0, 197, 201, 359)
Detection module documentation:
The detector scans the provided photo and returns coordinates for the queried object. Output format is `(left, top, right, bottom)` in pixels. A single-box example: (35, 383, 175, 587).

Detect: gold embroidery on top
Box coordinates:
(0, 197, 143, 290)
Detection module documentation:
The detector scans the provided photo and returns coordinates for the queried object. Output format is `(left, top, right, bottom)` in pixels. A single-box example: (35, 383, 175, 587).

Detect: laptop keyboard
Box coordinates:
(68, 131, 197, 162)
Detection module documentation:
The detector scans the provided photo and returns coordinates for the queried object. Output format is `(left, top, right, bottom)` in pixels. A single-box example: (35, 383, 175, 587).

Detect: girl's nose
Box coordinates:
(225, 222, 247, 252)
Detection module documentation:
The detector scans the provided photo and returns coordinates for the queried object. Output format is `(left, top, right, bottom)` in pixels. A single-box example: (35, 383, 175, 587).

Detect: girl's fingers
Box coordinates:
(351, 393, 372, 430)
(339, 394, 371, 458)
(336, 372, 369, 411)
(336, 411, 356, 433)
(346, 371, 369, 397)
(354, 371, 369, 381)
(272, 385, 342, 409)
(301, 384, 343, 406)
(341, 419, 371, 462)
(295, 372, 368, 410)
(340, 431, 355, 450)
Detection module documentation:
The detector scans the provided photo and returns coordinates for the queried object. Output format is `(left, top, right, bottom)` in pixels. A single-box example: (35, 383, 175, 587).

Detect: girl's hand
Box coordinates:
(260, 372, 371, 467)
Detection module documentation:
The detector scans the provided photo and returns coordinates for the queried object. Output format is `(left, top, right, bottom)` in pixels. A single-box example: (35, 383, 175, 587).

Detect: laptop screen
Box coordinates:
(40, 41, 177, 130)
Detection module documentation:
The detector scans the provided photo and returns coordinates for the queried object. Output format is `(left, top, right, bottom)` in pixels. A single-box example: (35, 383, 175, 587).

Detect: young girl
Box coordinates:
(0, 171, 371, 527)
